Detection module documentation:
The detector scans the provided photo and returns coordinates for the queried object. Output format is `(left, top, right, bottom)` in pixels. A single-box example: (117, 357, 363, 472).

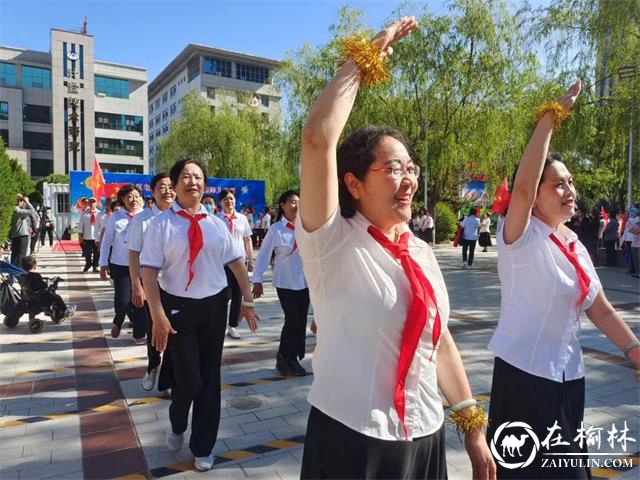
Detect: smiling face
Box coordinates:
(174, 162, 205, 207)
(344, 135, 418, 231)
(121, 189, 142, 212)
(221, 192, 236, 214)
(152, 177, 175, 211)
(533, 161, 577, 228)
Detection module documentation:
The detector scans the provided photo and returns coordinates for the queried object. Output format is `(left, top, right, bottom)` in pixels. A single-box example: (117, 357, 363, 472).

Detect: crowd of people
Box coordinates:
(3, 16, 639, 479)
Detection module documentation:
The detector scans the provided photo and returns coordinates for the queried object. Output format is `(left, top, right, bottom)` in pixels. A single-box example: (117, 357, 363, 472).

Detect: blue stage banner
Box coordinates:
(69, 171, 265, 226)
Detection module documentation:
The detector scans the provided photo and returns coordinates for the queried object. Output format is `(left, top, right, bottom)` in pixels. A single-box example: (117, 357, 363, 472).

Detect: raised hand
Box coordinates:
(557, 80, 581, 110)
(372, 16, 418, 58)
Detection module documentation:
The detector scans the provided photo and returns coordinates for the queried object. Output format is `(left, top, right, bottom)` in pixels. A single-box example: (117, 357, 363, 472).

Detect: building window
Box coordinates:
(149, 104, 154, 114)
(95, 112, 143, 133)
(95, 75, 129, 99)
(0, 101, 8, 120)
(155, 128, 160, 138)
(236, 63, 269, 84)
(155, 99, 160, 109)
(22, 65, 52, 90)
(162, 92, 168, 104)
(0, 63, 17, 87)
(56, 193, 70, 213)
(149, 145, 154, 154)
(203, 57, 231, 78)
(170, 85, 177, 97)
(155, 115, 160, 126)
(261, 95, 269, 107)
(206, 87, 216, 99)
(101, 163, 143, 174)
(0, 129, 8, 145)
(95, 138, 143, 156)
(31, 158, 53, 177)
(188, 58, 200, 82)
(162, 124, 169, 134)
(23, 104, 52, 124)
(170, 103, 177, 115)
(150, 131, 154, 141)
(23, 131, 52, 150)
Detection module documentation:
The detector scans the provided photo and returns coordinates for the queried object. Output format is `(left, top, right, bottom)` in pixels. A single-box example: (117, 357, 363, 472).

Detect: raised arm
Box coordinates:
(299, 17, 417, 232)
(503, 81, 581, 244)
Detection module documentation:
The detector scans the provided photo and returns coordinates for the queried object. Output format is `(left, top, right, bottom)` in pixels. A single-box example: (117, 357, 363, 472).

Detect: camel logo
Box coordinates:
(490, 422, 540, 469)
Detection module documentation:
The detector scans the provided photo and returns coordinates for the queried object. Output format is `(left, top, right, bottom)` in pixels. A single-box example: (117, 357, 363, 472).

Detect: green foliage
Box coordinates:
(156, 92, 296, 205)
(435, 201, 458, 243)
(0, 142, 19, 243)
(8, 158, 34, 198)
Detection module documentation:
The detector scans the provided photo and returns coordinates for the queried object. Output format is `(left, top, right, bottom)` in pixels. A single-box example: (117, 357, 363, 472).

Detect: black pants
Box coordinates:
(82, 240, 100, 269)
(109, 263, 147, 339)
(625, 241, 636, 274)
(487, 357, 589, 479)
(276, 288, 309, 360)
(604, 240, 617, 266)
(461, 238, 477, 265)
(38, 291, 67, 314)
(301, 407, 447, 479)
(29, 233, 39, 254)
(161, 288, 227, 457)
(10, 235, 29, 268)
(144, 302, 161, 374)
(224, 266, 241, 328)
(40, 226, 54, 246)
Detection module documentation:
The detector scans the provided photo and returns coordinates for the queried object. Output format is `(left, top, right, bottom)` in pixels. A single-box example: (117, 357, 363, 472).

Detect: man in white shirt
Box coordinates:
(460, 208, 481, 269)
(77, 198, 101, 272)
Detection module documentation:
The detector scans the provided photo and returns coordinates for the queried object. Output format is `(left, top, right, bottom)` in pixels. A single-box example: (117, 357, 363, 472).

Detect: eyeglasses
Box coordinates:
(368, 162, 421, 179)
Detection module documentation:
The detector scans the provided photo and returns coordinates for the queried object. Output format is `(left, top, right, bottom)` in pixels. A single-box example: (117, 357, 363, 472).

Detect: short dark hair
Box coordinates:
(117, 184, 143, 202)
(150, 173, 170, 191)
(219, 188, 235, 202)
(109, 200, 121, 211)
(169, 159, 208, 185)
(276, 189, 299, 221)
(21, 255, 37, 271)
(337, 125, 413, 218)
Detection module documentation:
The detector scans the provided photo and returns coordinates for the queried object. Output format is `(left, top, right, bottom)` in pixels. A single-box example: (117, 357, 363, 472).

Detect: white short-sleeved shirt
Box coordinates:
(489, 216, 602, 382)
(461, 215, 481, 240)
(252, 218, 307, 290)
(260, 213, 271, 229)
(99, 209, 142, 267)
(296, 209, 450, 441)
(127, 204, 161, 253)
(140, 202, 243, 299)
(77, 211, 101, 240)
(216, 210, 252, 260)
(625, 216, 639, 246)
(480, 218, 491, 233)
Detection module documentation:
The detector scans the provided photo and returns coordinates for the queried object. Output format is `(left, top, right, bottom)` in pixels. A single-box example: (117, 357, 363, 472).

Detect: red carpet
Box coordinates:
(52, 240, 82, 252)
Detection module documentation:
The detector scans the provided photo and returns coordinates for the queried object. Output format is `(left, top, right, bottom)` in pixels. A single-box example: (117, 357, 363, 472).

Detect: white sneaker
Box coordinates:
(142, 367, 158, 391)
(467, 264, 472, 270)
(194, 453, 214, 471)
(463, 261, 468, 269)
(226, 326, 241, 339)
(166, 431, 184, 451)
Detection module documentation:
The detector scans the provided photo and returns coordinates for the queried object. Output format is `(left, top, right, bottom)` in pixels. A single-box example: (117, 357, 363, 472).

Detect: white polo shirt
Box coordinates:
(216, 210, 252, 260)
(99, 208, 142, 267)
(489, 216, 602, 382)
(253, 217, 307, 291)
(461, 215, 481, 240)
(140, 202, 242, 299)
(127, 204, 161, 253)
(296, 209, 450, 441)
(77, 211, 101, 241)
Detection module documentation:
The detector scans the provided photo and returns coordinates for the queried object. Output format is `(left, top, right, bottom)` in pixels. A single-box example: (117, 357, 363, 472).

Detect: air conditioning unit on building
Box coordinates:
(96, 92, 106, 97)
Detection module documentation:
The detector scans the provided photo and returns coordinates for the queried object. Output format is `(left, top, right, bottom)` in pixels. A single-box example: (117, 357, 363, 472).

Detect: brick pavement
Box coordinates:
(0, 243, 637, 479)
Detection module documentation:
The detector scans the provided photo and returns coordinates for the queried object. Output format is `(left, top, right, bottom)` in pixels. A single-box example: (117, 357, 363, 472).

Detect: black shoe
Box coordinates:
(92, 267, 99, 273)
(82, 266, 90, 273)
(287, 357, 307, 377)
(276, 352, 289, 376)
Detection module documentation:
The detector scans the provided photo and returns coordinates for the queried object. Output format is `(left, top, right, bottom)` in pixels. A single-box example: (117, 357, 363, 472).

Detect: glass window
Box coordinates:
(94, 75, 129, 99)
(95, 112, 143, 133)
(203, 57, 231, 78)
(155, 99, 160, 109)
(31, 158, 53, 177)
(236, 63, 269, 84)
(170, 85, 177, 97)
(101, 163, 143, 174)
(23, 131, 52, 150)
(261, 95, 269, 107)
(0, 63, 17, 87)
(56, 193, 70, 213)
(0, 129, 8, 145)
(0, 101, 8, 120)
(188, 58, 200, 82)
(162, 92, 168, 104)
(95, 137, 143, 156)
(170, 103, 177, 115)
(22, 65, 52, 89)
(23, 104, 52, 124)
(149, 104, 154, 114)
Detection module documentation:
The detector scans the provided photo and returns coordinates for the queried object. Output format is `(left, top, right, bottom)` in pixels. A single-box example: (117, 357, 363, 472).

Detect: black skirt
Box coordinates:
(301, 406, 447, 479)
(478, 232, 492, 247)
(487, 357, 590, 479)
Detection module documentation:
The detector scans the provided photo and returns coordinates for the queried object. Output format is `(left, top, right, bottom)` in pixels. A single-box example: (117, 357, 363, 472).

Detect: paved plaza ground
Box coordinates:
(0, 242, 638, 479)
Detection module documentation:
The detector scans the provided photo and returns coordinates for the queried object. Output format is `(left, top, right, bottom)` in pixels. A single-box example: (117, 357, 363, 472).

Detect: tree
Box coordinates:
(0, 142, 19, 243)
(156, 92, 296, 205)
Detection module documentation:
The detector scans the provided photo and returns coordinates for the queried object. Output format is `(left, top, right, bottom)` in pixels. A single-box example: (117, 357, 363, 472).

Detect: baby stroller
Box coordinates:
(0, 261, 71, 333)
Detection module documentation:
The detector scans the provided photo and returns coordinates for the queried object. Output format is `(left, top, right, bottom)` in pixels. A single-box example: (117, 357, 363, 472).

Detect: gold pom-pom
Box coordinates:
(337, 33, 390, 87)
(449, 404, 489, 435)
(535, 101, 571, 132)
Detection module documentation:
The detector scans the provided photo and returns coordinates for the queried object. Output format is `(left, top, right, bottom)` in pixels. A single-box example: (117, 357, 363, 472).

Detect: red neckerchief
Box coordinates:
(90, 212, 96, 224)
(548, 233, 591, 312)
(367, 226, 441, 438)
(224, 212, 236, 234)
(286, 222, 297, 254)
(176, 210, 209, 291)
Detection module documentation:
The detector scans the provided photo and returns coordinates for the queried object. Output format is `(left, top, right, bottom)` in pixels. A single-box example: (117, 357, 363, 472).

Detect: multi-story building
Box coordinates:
(0, 27, 148, 177)
(148, 44, 280, 172)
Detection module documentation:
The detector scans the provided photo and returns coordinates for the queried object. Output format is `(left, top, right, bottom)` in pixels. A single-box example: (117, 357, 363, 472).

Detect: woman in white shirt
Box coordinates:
(99, 185, 146, 343)
(252, 190, 309, 377)
(297, 18, 494, 479)
(478, 213, 492, 252)
(140, 159, 257, 472)
(216, 188, 254, 340)
(487, 81, 640, 479)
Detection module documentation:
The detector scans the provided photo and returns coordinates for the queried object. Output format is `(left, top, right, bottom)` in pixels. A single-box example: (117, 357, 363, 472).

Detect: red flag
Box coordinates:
(600, 207, 608, 225)
(104, 182, 128, 201)
(491, 178, 511, 216)
(86, 158, 106, 208)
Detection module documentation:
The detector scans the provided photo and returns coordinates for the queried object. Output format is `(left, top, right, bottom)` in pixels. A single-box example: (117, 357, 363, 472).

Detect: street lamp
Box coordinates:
(617, 65, 638, 209)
